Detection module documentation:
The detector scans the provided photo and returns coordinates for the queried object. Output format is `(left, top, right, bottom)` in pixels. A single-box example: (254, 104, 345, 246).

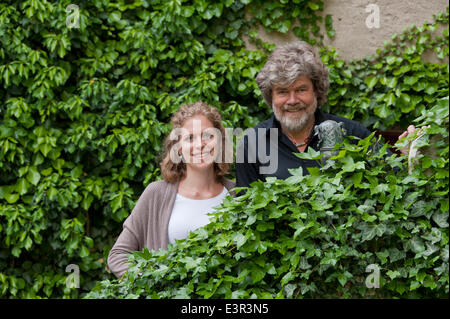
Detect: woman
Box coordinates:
(107, 101, 235, 278)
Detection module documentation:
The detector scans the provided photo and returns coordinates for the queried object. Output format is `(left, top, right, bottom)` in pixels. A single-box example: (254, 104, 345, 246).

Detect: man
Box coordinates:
(236, 41, 413, 188)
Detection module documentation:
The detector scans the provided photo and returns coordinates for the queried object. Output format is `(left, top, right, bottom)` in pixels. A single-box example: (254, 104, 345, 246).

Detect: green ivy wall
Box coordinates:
(0, 0, 448, 298)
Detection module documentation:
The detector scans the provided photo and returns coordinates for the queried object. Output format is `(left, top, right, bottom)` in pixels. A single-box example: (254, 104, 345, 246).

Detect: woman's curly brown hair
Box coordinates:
(159, 101, 231, 184)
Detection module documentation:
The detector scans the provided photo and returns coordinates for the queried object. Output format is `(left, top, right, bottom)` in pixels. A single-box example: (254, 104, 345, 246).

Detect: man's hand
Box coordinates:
(398, 125, 430, 155)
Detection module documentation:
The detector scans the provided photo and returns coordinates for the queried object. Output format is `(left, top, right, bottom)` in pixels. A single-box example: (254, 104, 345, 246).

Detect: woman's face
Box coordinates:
(179, 114, 220, 170)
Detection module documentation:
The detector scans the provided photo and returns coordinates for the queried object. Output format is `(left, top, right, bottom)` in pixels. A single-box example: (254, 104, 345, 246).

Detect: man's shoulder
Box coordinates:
(239, 117, 274, 142)
(323, 112, 360, 126)
(254, 117, 274, 130)
(237, 117, 274, 150)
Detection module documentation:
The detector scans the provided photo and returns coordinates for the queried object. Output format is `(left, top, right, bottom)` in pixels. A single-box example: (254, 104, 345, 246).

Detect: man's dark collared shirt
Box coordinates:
(235, 109, 374, 188)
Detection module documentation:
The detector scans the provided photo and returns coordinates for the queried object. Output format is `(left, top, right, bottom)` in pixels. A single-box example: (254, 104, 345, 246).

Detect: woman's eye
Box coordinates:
(203, 132, 213, 140)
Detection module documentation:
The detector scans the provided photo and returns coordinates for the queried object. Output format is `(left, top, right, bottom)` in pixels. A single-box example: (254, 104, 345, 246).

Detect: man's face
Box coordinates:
(272, 75, 317, 132)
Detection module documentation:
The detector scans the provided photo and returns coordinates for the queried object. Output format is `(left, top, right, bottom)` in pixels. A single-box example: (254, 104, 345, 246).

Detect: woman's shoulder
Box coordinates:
(124, 180, 177, 236)
(128, 180, 177, 220)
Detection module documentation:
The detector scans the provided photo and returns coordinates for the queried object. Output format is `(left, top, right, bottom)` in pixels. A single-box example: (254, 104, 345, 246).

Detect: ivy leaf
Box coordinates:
(359, 223, 387, 242)
(39, 143, 52, 157)
(374, 103, 390, 119)
(181, 257, 201, 270)
(295, 147, 323, 160)
(26, 166, 41, 186)
(425, 83, 438, 95)
(283, 284, 297, 298)
(79, 246, 90, 258)
(352, 172, 363, 187)
(340, 156, 365, 172)
(432, 212, 449, 228)
(385, 92, 396, 106)
(388, 248, 406, 263)
(396, 93, 413, 113)
(5, 193, 20, 204)
(376, 250, 389, 264)
(250, 267, 266, 284)
(409, 236, 425, 254)
(281, 272, 295, 286)
(403, 76, 418, 86)
(365, 76, 378, 89)
(16, 178, 30, 195)
(182, 6, 195, 17)
(307, 2, 320, 11)
(387, 270, 401, 280)
(82, 194, 94, 210)
(337, 271, 353, 286)
(234, 233, 247, 249)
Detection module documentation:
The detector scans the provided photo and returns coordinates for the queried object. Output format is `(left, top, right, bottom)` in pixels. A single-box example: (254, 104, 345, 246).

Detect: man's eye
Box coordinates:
(185, 135, 193, 141)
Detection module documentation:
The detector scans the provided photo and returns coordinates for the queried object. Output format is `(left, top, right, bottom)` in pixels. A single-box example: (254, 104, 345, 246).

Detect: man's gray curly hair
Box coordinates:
(256, 41, 330, 108)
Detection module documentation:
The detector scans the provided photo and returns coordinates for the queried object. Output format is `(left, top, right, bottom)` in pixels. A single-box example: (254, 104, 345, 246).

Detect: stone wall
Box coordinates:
(245, 0, 448, 62)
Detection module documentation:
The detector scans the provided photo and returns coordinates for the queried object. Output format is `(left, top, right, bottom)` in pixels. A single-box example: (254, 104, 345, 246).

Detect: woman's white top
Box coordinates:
(168, 186, 227, 244)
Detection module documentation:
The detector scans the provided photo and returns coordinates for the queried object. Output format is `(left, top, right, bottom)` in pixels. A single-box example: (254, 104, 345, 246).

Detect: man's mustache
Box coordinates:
(282, 103, 308, 112)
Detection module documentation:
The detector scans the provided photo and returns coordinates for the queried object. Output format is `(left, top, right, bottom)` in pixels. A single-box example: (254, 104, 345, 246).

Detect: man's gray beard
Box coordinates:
(273, 98, 317, 133)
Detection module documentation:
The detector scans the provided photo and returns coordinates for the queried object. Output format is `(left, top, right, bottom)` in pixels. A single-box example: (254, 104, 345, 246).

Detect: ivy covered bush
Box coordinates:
(0, 0, 448, 298)
(86, 96, 449, 299)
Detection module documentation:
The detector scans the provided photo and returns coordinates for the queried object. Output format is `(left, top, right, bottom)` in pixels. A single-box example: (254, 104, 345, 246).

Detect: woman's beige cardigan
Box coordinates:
(107, 178, 236, 278)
